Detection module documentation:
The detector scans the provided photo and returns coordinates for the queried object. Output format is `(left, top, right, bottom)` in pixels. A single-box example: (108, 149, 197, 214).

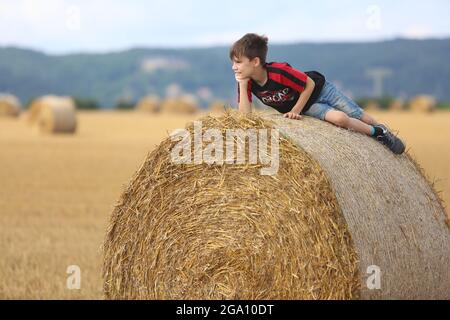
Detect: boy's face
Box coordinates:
(231, 55, 260, 79)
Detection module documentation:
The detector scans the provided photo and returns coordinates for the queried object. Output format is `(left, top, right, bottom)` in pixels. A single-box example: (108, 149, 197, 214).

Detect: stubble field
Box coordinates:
(0, 110, 448, 299)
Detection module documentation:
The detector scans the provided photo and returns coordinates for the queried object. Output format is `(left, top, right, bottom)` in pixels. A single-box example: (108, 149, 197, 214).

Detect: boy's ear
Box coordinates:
(251, 57, 261, 67)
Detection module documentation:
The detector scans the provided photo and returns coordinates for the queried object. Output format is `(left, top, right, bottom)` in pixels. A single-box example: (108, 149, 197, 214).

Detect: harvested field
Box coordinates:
(0, 110, 449, 299)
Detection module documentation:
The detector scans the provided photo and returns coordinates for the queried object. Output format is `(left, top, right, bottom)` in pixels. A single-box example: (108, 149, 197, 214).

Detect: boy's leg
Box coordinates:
(320, 82, 405, 154)
(324, 110, 373, 135)
(302, 102, 333, 122)
(303, 100, 374, 135)
(322, 83, 380, 135)
(323, 110, 405, 154)
(360, 112, 379, 126)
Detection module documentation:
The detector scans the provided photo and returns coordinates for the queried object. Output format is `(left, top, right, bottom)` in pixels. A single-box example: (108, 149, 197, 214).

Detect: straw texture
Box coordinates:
(104, 110, 359, 299)
(103, 110, 449, 300)
(265, 112, 450, 299)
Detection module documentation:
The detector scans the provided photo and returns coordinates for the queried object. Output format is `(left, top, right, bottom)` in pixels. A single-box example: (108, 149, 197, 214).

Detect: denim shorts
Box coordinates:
(303, 81, 364, 120)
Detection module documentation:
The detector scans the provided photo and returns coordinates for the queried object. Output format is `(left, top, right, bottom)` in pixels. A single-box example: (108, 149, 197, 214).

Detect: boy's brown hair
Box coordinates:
(229, 33, 269, 65)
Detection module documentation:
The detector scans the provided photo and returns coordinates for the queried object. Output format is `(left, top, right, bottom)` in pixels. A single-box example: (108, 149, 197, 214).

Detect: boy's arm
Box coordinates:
(238, 81, 252, 113)
(290, 76, 315, 114)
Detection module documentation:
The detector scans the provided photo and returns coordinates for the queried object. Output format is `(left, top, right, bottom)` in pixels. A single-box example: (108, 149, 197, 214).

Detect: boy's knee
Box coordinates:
(328, 111, 349, 128)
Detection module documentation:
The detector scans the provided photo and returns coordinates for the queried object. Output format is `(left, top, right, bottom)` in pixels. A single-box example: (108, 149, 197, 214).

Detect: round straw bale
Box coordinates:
(136, 95, 161, 113)
(27, 97, 45, 125)
(388, 99, 405, 111)
(161, 95, 198, 114)
(103, 110, 450, 300)
(0, 94, 21, 117)
(30, 96, 77, 133)
(408, 95, 436, 113)
(208, 100, 228, 114)
(28, 95, 74, 125)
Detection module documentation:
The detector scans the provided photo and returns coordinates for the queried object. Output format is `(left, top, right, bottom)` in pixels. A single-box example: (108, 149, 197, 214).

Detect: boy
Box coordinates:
(230, 33, 405, 155)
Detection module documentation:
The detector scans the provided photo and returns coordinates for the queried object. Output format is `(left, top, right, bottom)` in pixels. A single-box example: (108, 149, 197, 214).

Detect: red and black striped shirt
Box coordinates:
(238, 62, 325, 114)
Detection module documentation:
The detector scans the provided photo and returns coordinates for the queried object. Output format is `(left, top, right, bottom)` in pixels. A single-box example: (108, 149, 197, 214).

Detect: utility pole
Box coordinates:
(366, 68, 392, 98)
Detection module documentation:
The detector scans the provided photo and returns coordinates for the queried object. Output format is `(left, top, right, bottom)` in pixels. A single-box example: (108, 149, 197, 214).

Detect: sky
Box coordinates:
(0, 0, 449, 54)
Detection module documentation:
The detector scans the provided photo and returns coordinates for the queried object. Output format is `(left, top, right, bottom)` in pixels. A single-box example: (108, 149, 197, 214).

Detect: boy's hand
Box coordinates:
(235, 73, 250, 84)
(283, 112, 303, 120)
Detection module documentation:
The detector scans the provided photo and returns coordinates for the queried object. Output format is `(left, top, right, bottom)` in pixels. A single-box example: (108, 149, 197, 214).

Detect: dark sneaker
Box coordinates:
(373, 124, 406, 155)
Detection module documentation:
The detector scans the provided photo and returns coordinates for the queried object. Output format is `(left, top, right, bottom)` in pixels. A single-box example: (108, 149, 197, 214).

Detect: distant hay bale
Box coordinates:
(27, 97, 49, 125)
(388, 99, 405, 111)
(38, 103, 77, 134)
(103, 110, 450, 300)
(408, 95, 436, 113)
(161, 95, 199, 114)
(28, 95, 77, 133)
(208, 100, 228, 114)
(363, 101, 381, 112)
(136, 95, 161, 113)
(0, 94, 21, 117)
